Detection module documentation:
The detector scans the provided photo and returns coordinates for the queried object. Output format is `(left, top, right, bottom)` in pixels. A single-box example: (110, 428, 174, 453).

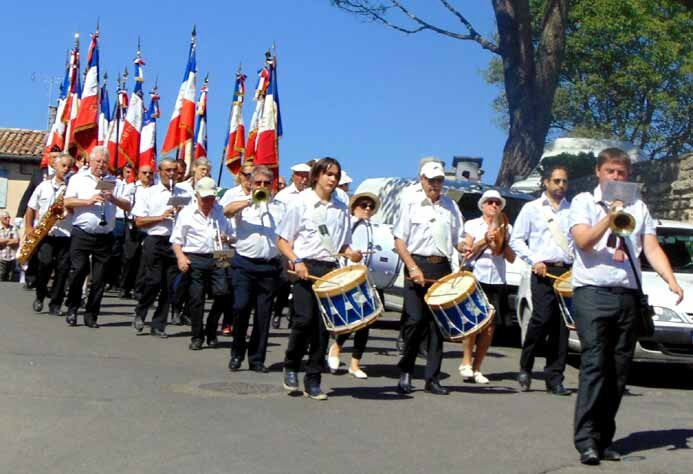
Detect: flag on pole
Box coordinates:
(118, 46, 146, 172)
(162, 26, 197, 169)
(224, 70, 246, 175)
(107, 72, 129, 172)
(193, 75, 208, 160)
(62, 34, 81, 156)
(244, 55, 271, 164)
(71, 28, 100, 158)
(139, 85, 160, 170)
(254, 52, 282, 173)
(41, 55, 70, 168)
(97, 74, 111, 145)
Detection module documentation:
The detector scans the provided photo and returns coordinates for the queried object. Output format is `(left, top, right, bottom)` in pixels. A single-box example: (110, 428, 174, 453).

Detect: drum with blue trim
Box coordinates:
(424, 271, 494, 342)
(313, 265, 383, 335)
(553, 270, 576, 330)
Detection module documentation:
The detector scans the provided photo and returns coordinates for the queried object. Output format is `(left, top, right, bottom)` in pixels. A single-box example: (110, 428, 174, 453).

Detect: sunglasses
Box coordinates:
(254, 180, 272, 186)
(241, 172, 252, 178)
(551, 178, 568, 185)
(358, 202, 375, 210)
(485, 199, 502, 206)
(141, 171, 153, 175)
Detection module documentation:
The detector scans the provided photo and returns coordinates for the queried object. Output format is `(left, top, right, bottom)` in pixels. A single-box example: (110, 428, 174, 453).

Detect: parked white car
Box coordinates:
(515, 220, 693, 363)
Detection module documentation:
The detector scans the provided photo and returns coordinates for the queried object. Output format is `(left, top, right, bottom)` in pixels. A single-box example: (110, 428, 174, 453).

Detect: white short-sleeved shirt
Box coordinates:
(234, 200, 286, 260)
(393, 194, 464, 258)
(218, 184, 249, 206)
(131, 183, 175, 236)
(466, 217, 511, 284)
(170, 203, 232, 254)
(274, 183, 301, 206)
(27, 177, 72, 237)
(276, 189, 352, 262)
(65, 171, 119, 234)
(569, 186, 656, 289)
(115, 179, 134, 219)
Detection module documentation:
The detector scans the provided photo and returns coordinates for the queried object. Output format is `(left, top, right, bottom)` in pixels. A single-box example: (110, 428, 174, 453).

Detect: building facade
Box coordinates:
(0, 128, 45, 218)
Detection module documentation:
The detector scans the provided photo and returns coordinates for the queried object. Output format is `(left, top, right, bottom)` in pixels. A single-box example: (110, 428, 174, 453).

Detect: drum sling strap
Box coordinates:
(540, 204, 574, 259)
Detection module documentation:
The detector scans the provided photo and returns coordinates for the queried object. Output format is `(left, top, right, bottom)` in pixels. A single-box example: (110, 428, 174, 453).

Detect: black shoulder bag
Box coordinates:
(620, 236, 656, 338)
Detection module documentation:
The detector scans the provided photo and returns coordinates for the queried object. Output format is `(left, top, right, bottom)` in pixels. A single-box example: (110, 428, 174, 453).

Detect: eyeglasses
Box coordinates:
(241, 172, 252, 178)
(254, 180, 272, 186)
(358, 202, 375, 210)
(141, 171, 153, 175)
(485, 199, 502, 206)
(551, 178, 568, 185)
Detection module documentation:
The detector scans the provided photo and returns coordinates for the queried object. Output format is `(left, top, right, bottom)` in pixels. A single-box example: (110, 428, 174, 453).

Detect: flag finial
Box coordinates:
(73, 33, 80, 47)
(96, 17, 100, 34)
(123, 66, 129, 82)
(103, 71, 108, 83)
(137, 36, 141, 55)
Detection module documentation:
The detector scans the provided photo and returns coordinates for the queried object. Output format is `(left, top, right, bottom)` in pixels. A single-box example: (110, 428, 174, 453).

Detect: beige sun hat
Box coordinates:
(349, 192, 381, 215)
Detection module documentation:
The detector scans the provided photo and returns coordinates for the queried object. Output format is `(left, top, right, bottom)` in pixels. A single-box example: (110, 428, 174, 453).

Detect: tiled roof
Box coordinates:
(0, 128, 46, 159)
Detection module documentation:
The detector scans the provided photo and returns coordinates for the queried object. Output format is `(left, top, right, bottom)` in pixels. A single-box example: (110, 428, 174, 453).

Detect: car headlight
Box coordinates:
(652, 306, 688, 323)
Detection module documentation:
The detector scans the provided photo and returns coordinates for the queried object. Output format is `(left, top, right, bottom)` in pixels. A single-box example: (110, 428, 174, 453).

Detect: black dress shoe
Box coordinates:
(32, 298, 44, 313)
(424, 379, 450, 395)
(601, 447, 621, 461)
(518, 371, 531, 392)
(207, 337, 219, 348)
(65, 310, 77, 326)
(579, 448, 600, 465)
(188, 339, 203, 351)
(85, 320, 100, 329)
(250, 364, 270, 373)
(283, 370, 299, 392)
(150, 328, 168, 338)
(133, 316, 144, 333)
(271, 315, 281, 329)
(546, 383, 571, 396)
(228, 356, 242, 371)
(397, 373, 415, 394)
(48, 306, 64, 316)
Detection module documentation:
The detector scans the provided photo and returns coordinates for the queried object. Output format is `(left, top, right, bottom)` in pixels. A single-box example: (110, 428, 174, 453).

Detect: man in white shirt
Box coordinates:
(25, 153, 74, 315)
(171, 177, 232, 350)
(510, 164, 574, 396)
(108, 164, 135, 290)
(131, 158, 180, 338)
(63, 146, 132, 328)
(394, 161, 466, 396)
(273, 162, 310, 205)
(277, 157, 362, 400)
(224, 165, 285, 373)
(569, 148, 683, 465)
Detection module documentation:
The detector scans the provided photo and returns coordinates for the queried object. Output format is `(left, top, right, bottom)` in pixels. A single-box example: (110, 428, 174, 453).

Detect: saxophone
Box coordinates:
(17, 186, 67, 265)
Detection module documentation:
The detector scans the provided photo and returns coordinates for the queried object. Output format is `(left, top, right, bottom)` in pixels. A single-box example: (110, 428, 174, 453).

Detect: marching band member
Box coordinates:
(224, 166, 285, 373)
(107, 164, 135, 290)
(0, 211, 19, 281)
(175, 158, 187, 183)
(277, 176, 287, 192)
(277, 157, 362, 400)
(273, 162, 310, 205)
(170, 177, 232, 350)
(327, 192, 381, 379)
(119, 164, 154, 299)
(394, 161, 465, 395)
(569, 148, 683, 465)
(130, 158, 181, 338)
(63, 146, 132, 328)
(25, 153, 74, 315)
(176, 157, 211, 199)
(459, 190, 515, 384)
(509, 164, 573, 395)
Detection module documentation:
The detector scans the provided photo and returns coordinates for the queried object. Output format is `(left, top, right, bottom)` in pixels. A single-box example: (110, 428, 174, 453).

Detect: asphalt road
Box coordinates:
(1, 282, 692, 474)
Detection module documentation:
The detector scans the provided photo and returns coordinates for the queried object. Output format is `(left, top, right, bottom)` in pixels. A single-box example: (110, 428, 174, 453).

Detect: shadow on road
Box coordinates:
(615, 428, 693, 454)
(626, 363, 693, 390)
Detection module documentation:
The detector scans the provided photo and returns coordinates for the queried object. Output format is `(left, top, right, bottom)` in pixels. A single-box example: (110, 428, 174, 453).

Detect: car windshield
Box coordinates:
(641, 227, 693, 273)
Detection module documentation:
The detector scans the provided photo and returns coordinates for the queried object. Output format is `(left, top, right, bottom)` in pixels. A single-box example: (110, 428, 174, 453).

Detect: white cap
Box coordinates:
(478, 189, 506, 211)
(291, 163, 311, 173)
(195, 177, 218, 198)
(339, 171, 352, 185)
(420, 162, 445, 179)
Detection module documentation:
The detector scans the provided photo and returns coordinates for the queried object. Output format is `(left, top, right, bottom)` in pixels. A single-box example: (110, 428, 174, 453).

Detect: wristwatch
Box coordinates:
(293, 258, 304, 265)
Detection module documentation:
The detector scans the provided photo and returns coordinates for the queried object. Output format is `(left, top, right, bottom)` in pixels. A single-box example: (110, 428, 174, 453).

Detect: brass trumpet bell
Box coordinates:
(610, 209, 636, 236)
(252, 187, 270, 204)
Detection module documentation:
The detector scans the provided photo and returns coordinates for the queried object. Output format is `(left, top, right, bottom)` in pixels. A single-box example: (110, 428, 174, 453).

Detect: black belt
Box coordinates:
(580, 285, 639, 295)
(186, 252, 213, 258)
(412, 254, 449, 264)
(545, 261, 571, 268)
(238, 254, 280, 265)
(303, 258, 338, 267)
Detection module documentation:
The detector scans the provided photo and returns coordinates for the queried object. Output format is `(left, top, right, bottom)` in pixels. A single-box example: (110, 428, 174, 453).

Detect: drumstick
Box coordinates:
(287, 270, 339, 285)
(543, 272, 562, 280)
(405, 276, 438, 284)
(333, 250, 376, 258)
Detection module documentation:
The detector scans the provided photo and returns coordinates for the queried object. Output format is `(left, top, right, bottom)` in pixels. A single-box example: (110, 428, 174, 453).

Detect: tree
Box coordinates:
(331, 0, 569, 186)
(489, 0, 692, 161)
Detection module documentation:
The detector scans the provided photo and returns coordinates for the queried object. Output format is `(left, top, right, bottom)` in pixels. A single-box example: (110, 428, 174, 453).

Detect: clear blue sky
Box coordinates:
(1, 1, 508, 189)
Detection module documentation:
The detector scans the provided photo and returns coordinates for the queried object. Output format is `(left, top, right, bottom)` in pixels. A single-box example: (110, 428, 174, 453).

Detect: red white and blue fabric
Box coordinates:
(72, 31, 100, 157)
(139, 88, 160, 170)
(245, 64, 270, 163)
(255, 56, 282, 171)
(193, 79, 208, 160)
(162, 34, 196, 157)
(62, 41, 81, 155)
(119, 52, 146, 172)
(107, 86, 128, 172)
(224, 72, 246, 175)
(41, 61, 70, 168)
(97, 81, 111, 146)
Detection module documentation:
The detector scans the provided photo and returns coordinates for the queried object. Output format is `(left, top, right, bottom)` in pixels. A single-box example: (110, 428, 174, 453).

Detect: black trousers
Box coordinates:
(284, 260, 338, 385)
(35, 236, 71, 309)
(65, 227, 114, 322)
(119, 223, 145, 293)
(481, 282, 510, 328)
(105, 218, 126, 286)
(397, 257, 450, 381)
(231, 255, 280, 366)
(207, 266, 234, 331)
(336, 327, 370, 360)
(573, 286, 638, 453)
(185, 253, 229, 342)
(135, 235, 178, 330)
(273, 260, 293, 319)
(519, 266, 570, 387)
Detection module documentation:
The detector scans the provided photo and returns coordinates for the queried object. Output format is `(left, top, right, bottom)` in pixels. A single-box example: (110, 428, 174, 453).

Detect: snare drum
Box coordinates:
(424, 271, 494, 342)
(553, 271, 575, 330)
(313, 265, 383, 335)
(351, 220, 402, 289)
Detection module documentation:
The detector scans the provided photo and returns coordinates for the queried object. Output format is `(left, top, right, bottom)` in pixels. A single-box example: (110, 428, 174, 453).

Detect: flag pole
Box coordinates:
(217, 63, 242, 186)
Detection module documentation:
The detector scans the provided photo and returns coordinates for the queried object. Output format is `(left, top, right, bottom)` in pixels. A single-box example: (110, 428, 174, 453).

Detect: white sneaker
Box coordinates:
(473, 371, 489, 384)
(459, 364, 474, 378)
(348, 367, 368, 379)
(327, 344, 341, 372)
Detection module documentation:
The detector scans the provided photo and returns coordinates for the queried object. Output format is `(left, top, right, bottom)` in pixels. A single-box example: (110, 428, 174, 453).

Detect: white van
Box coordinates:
(514, 219, 693, 363)
(353, 177, 534, 316)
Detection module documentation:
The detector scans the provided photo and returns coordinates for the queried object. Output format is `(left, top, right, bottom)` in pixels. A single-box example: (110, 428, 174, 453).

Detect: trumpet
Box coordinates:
(610, 208, 636, 236)
(252, 187, 270, 204)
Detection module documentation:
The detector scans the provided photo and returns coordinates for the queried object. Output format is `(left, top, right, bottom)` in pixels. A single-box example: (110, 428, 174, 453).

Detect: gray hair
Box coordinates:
(0, 210, 10, 218)
(53, 153, 74, 166)
(89, 145, 110, 161)
(159, 157, 176, 170)
(252, 165, 273, 181)
(193, 157, 210, 169)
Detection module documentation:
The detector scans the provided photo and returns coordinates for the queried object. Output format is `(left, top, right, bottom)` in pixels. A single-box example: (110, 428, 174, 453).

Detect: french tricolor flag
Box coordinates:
(41, 58, 70, 168)
(107, 83, 128, 172)
(62, 35, 81, 154)
(224, 71, 246, 175)
(255, 55, 282, 171)
(97, 77, 111, 146)
(244, 61, 270, 163)
(162, 27, 197, 160)
(72, 30, 100, 157)
(139, 86, 160, 171)
(193, 76, 208, 160)
(119, 50, 146, 172)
